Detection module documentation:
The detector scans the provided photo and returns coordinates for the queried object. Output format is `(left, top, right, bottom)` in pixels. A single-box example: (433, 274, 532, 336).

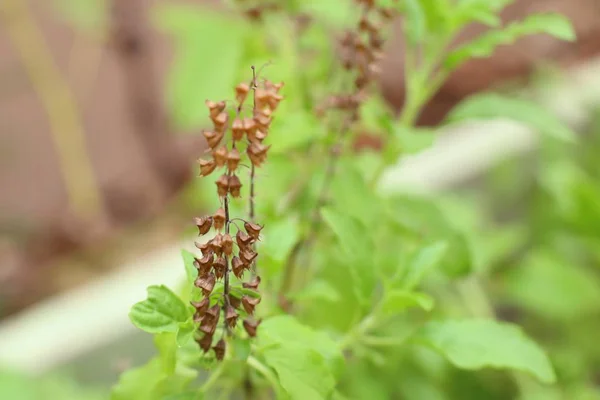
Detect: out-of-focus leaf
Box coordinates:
(504, 251, 600, 320)
(417, 319, 556, 383)
(447, 93, 576, 142)
(151, 4, 250, 130)
(379, 290, 434, 317)
(445, 13, 576, 70)
(401, 241, 449, 289)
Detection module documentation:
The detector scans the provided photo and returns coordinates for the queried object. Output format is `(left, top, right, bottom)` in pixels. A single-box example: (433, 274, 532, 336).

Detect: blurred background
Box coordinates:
(2, 0, 600, 398)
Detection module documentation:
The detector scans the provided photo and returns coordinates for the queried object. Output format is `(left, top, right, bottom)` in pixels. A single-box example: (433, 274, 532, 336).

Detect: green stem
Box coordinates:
(247, 356, 283, 398)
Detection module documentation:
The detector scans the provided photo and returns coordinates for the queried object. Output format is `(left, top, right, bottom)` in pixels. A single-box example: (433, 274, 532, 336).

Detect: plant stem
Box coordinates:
(223, 194, 232, 336)
(247, 356, 283, 398)
(249, 66, 258, 277)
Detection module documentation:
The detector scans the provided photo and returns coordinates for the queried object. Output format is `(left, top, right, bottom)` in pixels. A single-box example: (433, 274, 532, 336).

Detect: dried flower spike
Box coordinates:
(213, 208, 226, 230)
(242, 295, 261, 315)
(243, 319, 261, 337)
(194, 216, 213, 235)
(213, 146, 228, 167)
(196, 334, 213, 353)
(244, 222, 263, 240)
(228, 175, 242, 198)
(198, 159, 217, 176)
(216, 175, 229, 197)
(195, 273, 216, 296)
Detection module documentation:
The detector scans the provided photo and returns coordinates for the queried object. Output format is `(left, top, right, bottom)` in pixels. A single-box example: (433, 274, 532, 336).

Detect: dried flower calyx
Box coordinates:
(190, 70, 281, 359)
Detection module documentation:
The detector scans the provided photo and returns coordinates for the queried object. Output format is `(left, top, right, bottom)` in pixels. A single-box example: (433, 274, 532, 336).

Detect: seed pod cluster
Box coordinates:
(316, 0, 396, 118)
(192, 74, 282, 360)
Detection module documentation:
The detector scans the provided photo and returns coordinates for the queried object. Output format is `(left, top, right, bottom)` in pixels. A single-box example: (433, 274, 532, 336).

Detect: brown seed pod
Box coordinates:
(369, 31, 384, 49)
(221, 234, 234, 256)
(203, 130, 225, 149)
(205, 304, 221, 321)
(254, 112, 272, 131)
(216, 174, 229, 197)
(209, 233, 224, 256)
(239, 248, 258, 265)
(231, 256, 246, 279)
(198, 159, 217, 176)
(225, 305, 239, 328)
(195, 272, 216, 296)
(194, 254, 214, 276)
(213, 256, 227, 280)
(200, 319, 217, 335)
(228, 175, 242, 198)
(244, 222, 263, 240)
(236, 230, 254, 248)
(194, 241, 211, 256)
(267, 92, 284, 110)
(241, 295, 261, 315)
(243, 319, 261, 337)
(243, 117, 257, 136)
(242, 276, 261, 290)
(205, 100, 226, 118)
(232, 118, 245, 141)
(379, 7, 395, 20)
(196, 333, 213, 353)
(193, 216, 213, 235)
(212, 146, 228, 167)
(255, 89, 270, 110)
(191, 298, 210, 321)
(229, 294, 241, 309)
(236, 83, 250, 104)
(247, 142, 270, 167)
(213, 339, 226, 361)
(213, 208, 226, 230)
(227, 148, 241, 172)
(211, 112, 229, 131)
(254, 130, 268, 142)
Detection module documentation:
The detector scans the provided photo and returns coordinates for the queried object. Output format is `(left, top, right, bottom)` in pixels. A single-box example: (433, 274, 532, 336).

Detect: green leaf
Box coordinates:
(401, 241, 448, 290)
(260, 217, 300, 263)
(151, 4, 249, 130)
(445, 13, 576, 70)
(176, 319, 196, 347)
(232, 337, 251, 362)
(417, 319, 556, 383)
(269, 111, 325, 154)
(155, 333, 178, 375)
(402, 0, 426, 45)
(263, 346, 335, 400)
(290, 280, 341, 303)
(298, 0, 357, 28)
(379, 290, 434, 317)
(163, 392, 203, 400)
(181, 250, 197, 284)
(447, 93, 576, 142)
(393, 126, 437, 155)
(321, 208, 369, 260)
(504, 251, 600, 320)
(129, 285, 190, 334)
(257, 315, 344, 377)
